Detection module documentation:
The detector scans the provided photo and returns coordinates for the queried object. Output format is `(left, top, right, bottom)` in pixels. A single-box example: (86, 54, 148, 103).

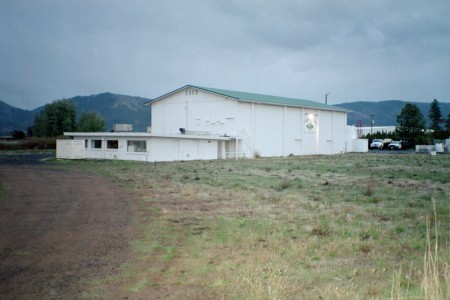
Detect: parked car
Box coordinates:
(387, 140, 402, 150)
(370, 139, 384, 149)
(370, 138, 392, 150)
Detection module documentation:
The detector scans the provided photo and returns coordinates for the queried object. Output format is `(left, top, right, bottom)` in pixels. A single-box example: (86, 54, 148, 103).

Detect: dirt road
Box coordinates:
(0, 154, 134, 299)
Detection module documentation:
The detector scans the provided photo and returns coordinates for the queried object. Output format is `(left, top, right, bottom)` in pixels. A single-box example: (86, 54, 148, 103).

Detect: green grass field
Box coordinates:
(59, 153, 449, 299)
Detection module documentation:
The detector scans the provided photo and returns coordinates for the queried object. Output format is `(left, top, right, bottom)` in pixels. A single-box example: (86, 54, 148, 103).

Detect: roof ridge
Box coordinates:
(188, 85, 348, 112)
(148, 85, 348, 112)
(191, 85, 310, 101)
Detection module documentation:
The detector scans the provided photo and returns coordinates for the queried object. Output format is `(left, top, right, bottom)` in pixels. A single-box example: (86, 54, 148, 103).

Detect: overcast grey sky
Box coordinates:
(1, 0, 449, 109)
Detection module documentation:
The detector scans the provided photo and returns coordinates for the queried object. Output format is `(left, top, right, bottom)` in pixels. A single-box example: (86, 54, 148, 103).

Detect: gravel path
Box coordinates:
(0, 153, 134, 299)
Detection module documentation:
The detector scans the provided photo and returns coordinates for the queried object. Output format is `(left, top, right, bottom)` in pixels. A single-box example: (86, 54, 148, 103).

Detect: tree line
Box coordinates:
(364, 99, 450, 147)
(31, 99, 106, 137)
(9, 97, 450, 145)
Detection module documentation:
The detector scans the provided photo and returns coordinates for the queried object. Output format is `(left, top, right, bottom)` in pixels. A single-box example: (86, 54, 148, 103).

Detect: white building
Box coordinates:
(353, 126, 396, 137)
(58, 85, 362, 161)
(149, 85, 351, 158)
(57, 132, 230, 162)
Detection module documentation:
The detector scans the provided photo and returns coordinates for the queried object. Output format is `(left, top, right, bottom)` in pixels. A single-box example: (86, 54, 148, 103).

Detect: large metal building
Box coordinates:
(149, 85, 349, 158)
(58, 85, 358, 162)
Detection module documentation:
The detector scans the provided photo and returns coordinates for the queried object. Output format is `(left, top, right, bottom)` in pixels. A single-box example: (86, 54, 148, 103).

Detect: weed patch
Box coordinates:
(56, 153, 450, 299)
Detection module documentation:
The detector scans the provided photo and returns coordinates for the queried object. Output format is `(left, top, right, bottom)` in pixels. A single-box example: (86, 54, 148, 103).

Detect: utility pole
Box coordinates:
(325, 92, 330, 105)
(370, 115, 374, 135)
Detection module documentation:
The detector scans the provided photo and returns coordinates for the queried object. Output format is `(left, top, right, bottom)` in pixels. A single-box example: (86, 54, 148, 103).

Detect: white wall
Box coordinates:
(148, 138, 219, 162)
(284, 107, 303, 155)
(351, 139, 369, 152)
(151, 87, 348, 157)
(69, 135, 221, 162)
(56, 140, 85, 159)
(76, 137, 147, 161)
(253, 104, 284, 156)
(151, 88, 239, 136)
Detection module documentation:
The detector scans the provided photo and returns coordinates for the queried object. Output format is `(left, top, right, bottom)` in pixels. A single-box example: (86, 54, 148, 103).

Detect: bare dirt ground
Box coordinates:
(0, 153, 135, 299)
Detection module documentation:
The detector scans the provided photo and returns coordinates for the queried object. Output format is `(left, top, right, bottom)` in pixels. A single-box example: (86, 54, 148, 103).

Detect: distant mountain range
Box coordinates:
(0, 100, 37, 135)
(1, 93, 449, 136)
(0, 93, 151, 135)
(336, 100, 450, 126)
(336, 100, 450, 127)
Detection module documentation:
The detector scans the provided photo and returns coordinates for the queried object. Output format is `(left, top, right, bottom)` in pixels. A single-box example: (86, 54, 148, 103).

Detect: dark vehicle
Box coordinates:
(387, 140, 402, 150)
(401, 140, 412, 149)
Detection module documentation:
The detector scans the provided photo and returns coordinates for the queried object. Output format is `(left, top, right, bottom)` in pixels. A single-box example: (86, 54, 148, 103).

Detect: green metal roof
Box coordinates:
(148, 85, 349, 112)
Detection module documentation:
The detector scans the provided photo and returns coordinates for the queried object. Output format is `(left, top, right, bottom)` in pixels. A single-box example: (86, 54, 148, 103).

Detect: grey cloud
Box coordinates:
(0, 0, 449, 109)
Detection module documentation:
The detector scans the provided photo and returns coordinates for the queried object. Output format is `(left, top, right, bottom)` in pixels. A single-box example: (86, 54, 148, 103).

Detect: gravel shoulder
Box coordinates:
(0, 154, 135, 298)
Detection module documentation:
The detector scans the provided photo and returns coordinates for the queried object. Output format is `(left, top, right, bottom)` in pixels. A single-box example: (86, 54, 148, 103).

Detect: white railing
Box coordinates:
(238, 128, 255, 157)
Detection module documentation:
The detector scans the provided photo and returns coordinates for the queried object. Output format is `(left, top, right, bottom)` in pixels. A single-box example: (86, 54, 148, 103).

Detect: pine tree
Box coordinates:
(428, 99, 442, 131)
(446, 113, 450, 133)
(396, 103, 427, 146)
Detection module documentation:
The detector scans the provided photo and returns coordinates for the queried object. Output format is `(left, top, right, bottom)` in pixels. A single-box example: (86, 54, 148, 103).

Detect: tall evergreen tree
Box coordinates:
(33, 99, 77, 137)
(428, 99, 442, 131)
(396, 103, 427, 146)
(446, 113, 450, 133)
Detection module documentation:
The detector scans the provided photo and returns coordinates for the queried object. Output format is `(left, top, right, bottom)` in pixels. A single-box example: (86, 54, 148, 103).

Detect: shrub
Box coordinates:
(0, 137, 56, 150)
(275, 177, 291, 191)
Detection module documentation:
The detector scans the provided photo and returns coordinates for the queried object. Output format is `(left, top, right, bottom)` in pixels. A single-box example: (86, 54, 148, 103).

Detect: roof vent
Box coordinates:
(112, 124, 133, 132)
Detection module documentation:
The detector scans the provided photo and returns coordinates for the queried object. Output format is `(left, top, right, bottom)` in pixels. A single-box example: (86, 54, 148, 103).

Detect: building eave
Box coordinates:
(63, 132, 231, 141)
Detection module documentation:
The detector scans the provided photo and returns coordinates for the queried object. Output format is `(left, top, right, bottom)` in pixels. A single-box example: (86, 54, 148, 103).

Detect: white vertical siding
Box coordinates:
(150, 86, 348, 158)
(145, 138, 220, 162)
(284, 107, 303, 156)
(151, 88, 239, 136)
(253, 104, 283, 157)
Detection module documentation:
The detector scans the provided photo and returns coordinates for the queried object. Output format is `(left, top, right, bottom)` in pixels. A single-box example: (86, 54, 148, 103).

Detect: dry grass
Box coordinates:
(57, 153, 450, 299)
(420, 201, 449, 300)
(391, 199, 450, 300)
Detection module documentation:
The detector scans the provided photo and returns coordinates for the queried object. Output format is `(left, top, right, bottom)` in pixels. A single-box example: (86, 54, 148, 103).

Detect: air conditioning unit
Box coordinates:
(113, 124, 133, 132)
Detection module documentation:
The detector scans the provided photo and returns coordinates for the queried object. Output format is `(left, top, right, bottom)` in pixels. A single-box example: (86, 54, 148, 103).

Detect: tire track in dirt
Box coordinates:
(0, 161, 135, 299)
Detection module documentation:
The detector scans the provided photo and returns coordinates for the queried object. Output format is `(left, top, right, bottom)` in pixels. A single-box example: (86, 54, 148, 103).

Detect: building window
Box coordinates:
(127, 140, 146, 152)
(85, 140, 88, 148)
(107, 140, 119, 149)
(91, 140, 102, 149)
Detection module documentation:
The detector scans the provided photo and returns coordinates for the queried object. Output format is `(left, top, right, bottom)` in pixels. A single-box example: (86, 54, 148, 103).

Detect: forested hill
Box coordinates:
(0, 93, 151, 135)
(2, 95, 449, 136)
(335, 100, 450, 127)
(0, 100, 35, 136)
(69, 93, 150, 132)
